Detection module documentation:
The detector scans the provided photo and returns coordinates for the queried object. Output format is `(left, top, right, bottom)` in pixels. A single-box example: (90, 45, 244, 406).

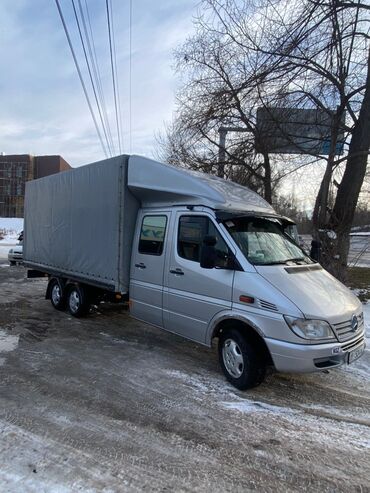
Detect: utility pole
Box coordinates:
(218, 126, 251, 178)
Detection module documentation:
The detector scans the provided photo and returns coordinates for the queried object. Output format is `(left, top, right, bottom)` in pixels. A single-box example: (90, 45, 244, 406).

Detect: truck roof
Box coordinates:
(128, 155, 275, 214)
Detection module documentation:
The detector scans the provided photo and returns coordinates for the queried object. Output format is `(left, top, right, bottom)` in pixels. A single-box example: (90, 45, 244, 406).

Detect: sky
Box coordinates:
(0, 0, 197, 167)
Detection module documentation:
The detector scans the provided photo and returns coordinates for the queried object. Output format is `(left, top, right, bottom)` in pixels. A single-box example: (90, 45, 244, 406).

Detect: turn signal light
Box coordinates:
(239, 295, 254, 304)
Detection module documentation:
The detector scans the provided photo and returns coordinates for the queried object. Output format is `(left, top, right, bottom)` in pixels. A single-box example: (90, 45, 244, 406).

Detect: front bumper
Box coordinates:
(266, 333, 366, 373)
(8, 254, 23, 262)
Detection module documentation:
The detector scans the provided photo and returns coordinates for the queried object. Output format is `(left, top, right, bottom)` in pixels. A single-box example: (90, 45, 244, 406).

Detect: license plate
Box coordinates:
(348, 344, 365, 364)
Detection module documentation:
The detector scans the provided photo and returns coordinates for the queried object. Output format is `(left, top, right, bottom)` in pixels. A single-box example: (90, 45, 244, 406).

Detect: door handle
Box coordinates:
(170, 268, 184, 275)
(135, 263, 146, 269)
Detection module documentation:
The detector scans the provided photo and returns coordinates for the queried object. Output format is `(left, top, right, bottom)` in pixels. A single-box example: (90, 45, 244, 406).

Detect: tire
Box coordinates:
(218, 328, 266, 390)
(49, 279, 66, 311)
(67, 285, 90, 317)
(9, 261, 16, 266)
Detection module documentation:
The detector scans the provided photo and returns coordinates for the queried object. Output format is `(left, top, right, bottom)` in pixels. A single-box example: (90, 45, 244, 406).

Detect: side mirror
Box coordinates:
(200, 235, 217, 269)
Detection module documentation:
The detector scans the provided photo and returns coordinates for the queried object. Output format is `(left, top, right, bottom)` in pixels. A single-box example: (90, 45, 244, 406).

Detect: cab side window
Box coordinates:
(178, 216, 229, 266)
(139, 215, 167, 255)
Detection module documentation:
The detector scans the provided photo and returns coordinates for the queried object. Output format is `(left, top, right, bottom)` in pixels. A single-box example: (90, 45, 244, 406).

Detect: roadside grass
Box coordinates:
(347, 267, 370, 302)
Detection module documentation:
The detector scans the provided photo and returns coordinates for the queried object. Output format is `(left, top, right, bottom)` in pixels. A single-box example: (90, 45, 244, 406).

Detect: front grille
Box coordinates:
(258, 299, 278, 312)
(342, 335, 365, 352)
(332, 312, 364, 342)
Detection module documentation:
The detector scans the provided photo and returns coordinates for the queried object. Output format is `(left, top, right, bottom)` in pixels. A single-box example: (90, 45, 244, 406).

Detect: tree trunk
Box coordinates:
(312, 161, 333, 232)
(263, 153, 272, 204)
(312, 107, 345, 238)
(328, 50, 370, 280)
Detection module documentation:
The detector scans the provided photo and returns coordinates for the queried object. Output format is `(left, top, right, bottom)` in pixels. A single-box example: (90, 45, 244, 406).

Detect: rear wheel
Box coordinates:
(67, 285, 90, 317)
(218, 328, 266, 390)
(49, 279, 66, 310)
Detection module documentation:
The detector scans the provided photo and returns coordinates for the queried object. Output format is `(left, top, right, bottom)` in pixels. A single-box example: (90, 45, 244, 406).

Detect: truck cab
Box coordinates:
(129, 204, 364, 390)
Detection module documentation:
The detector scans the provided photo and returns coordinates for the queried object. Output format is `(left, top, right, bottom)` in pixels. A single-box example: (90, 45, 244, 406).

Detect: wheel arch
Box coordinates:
(209, 316, 273, 366)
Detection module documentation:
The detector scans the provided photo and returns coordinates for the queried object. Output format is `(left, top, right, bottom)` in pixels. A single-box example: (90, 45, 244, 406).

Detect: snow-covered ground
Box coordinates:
(364, 302, 370, 343)
(0, 218, 23, 243)
(0, 265, 369, 491)
(0, 218, 23, 260)
(0, 245, 11, 260)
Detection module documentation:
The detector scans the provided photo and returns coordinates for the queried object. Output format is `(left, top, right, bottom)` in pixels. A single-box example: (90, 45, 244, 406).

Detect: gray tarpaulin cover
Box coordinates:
(24, 155, 139, 292)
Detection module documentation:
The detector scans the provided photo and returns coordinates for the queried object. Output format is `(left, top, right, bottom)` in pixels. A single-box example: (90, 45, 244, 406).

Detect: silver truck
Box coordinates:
(24, 155, 366, 389)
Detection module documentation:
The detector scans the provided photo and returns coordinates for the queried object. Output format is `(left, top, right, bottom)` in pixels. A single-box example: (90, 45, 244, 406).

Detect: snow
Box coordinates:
(222, 400, 301, 415)
(0, 217, 23, 242)
(0, 330, 20, 368)
(0, 267, 369, 491)
(0, 218, 23, 259)
(363, 302, 370, 346)
(0, 330, 19, 357)
(0, 245, 11, 260)
(220, 398, 370, 451)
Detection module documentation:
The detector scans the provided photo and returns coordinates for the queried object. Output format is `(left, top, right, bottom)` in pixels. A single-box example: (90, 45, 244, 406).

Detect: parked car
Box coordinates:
(8, 231, 23, 265)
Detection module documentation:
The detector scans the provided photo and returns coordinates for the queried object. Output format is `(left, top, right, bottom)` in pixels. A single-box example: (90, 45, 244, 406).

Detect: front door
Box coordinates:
(163, 213, 234, 344)
(130, 212, 170, 327)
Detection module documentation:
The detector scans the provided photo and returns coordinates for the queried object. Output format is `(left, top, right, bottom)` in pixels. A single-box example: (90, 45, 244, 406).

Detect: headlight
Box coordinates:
(284, 316, 335, 340)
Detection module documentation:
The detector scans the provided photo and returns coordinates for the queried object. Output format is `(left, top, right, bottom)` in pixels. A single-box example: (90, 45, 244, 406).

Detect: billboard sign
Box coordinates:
(256, 107, 345, 155)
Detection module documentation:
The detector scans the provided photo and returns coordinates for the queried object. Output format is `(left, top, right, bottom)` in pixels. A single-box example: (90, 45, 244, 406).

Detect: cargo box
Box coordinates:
(24, 155, 139, 292)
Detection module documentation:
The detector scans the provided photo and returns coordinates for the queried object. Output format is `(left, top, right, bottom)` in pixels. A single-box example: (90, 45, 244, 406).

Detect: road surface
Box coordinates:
(0, 263, 369, 492)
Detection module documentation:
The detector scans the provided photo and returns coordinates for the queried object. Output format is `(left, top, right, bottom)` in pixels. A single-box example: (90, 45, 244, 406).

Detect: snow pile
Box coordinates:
(222, 400, 301, 416)
(0, 218, 23, 243)
(363, 302, 370, 346)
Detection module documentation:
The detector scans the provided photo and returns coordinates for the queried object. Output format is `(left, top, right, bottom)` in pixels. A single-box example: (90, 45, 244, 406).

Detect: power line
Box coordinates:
(109, 0, 124, 153)
(79, 0, 116, 155)
(129, 0, 132, 153)
(54, 0, 108, 158)
(106, 0, 122, 154)
(71, 0, 113, 156)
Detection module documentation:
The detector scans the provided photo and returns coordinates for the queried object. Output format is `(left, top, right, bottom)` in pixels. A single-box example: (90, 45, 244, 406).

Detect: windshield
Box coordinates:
(223, 216, 312, 266)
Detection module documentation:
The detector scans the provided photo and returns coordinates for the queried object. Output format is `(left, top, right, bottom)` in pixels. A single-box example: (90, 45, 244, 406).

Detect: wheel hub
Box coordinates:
(222, 338, 244, 378)
(51, 284, 61, 305)
(69, 291, 80, 313)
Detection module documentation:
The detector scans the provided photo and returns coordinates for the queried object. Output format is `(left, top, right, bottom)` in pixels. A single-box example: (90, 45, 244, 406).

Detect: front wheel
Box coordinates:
(67, 285, 90, 317)
(218, 328, 266, 390)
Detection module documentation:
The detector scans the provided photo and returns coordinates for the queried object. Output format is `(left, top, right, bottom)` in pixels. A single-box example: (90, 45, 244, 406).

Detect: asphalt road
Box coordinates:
(0, 262, 369, 492)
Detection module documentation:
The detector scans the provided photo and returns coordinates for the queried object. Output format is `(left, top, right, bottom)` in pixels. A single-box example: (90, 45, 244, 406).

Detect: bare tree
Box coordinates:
(241, 0, 369, 278)
(158, 1, 300, 203)
(270, 0, 370, 278)
(159, 0, 369, 278)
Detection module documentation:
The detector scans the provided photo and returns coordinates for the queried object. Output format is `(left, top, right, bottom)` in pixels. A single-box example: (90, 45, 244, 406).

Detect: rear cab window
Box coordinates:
(138, 215, 167, 255)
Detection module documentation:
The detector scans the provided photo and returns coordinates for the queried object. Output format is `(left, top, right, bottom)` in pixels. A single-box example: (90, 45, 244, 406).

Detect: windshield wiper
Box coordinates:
(254, 260, 290, 265)
(254, 257, 309, 266)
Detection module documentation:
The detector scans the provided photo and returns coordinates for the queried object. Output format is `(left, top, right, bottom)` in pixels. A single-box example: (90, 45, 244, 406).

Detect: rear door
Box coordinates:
(130, 212, 170, 327)
(163, 212, 234, 343)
